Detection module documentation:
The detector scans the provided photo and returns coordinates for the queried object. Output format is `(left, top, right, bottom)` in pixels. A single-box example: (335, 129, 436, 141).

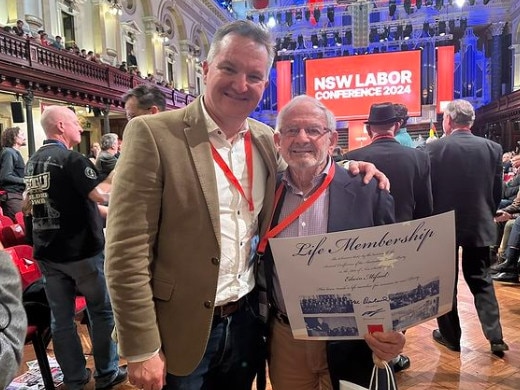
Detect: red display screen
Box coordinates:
(305, 50, 422, 120)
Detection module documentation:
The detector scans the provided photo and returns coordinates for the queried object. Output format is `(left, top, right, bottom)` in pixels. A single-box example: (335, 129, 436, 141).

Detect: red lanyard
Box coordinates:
(257, 163, 336, 254)
(211, 131, 254, 212)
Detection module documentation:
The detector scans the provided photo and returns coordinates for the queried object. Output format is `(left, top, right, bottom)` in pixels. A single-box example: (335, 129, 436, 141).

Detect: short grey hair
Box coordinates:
(206, 20, 275, 76)
(100, 133, 118, 151)
(444, 99, 475, 127)
(275, 95, 337, 133)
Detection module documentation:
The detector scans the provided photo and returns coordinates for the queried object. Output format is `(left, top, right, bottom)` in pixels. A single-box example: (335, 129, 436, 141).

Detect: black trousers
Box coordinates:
(437, 246, 504, 344)
(1, 191, 23, 221)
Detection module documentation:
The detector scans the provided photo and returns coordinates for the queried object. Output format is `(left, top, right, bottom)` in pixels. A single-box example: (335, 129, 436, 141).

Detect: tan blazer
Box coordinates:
(105, 97, 280, 376)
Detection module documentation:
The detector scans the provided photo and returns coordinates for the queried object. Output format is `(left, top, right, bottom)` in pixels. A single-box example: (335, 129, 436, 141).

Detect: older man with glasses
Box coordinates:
(259, 95, 404, 390)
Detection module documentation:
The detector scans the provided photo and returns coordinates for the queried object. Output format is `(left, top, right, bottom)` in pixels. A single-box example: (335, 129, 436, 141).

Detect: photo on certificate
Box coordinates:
(269, 211, 456, 340)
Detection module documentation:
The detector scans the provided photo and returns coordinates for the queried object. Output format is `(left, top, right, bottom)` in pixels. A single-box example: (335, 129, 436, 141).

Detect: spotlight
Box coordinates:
(313, 7, 320, 22)
(379, 27, 388, 42)
(460, 18, 467, 32)
(344, 31, 352, 45)
(297, 34, 304, 48)
(449, 19, 456, 33)
(388, 26, 397, 41)
(267, 15, 276, 28)
(327, 6, 335, 23)
(422, 22, 430, 37)
(305, 8, 311, 21)
(321, 32, 328, 47)
(403, 0, 413, 14)
(334, 32, 342, 46)
(286, 11, 293, 27)
(311, 34, 319, 48)
(282, 36, 292, 51)
(369, 27, 379, 43)
(438, 21, 446, 36)
(276, 12, 282, 25)
(275, 38, 282, 51)
(396, 25, 404, 39)
(403, 24, 413, 39)
(389, 0, 397, 17)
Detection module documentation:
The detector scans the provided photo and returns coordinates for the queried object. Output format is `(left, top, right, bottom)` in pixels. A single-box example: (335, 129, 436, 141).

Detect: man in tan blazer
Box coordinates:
(105, 20, 388, 390)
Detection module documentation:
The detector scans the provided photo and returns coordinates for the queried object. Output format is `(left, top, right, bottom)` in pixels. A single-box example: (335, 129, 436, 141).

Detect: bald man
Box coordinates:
(24, 106, 127, 390)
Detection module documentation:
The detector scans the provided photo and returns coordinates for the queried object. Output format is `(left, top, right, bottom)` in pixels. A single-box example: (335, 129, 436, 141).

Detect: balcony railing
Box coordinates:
(0, 31, 192, 109)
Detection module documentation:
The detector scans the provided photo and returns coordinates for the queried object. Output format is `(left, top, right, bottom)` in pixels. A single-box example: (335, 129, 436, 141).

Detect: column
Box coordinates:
(180, 40, 194, 92)
(510, 14, 520, 92)
(490, 22, 505, 101)
(22, 0, 44, 32)
(102, 104, 110, 135)
(143, 16, 159, 77)
(510, 44, 520, 92)
(22, 89, 35, 156)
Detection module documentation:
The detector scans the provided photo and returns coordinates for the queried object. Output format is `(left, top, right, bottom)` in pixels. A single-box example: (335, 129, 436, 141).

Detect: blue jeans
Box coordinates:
(165, 299, 266, 390)
(506, 217, 520, 249)
(38, 251, 120, 389)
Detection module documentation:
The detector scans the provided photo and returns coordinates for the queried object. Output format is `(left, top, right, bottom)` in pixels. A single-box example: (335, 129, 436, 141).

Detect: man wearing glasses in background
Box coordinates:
(122, 84, 167, 120)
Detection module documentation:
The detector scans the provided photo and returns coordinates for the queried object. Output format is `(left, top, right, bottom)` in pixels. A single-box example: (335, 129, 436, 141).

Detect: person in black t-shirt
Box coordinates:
(24, 105, 127, 390)
(0, 126, 27, 221)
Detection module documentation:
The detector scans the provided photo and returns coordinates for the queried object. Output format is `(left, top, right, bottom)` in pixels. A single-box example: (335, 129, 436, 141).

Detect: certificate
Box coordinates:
(269, 211, 456, 340)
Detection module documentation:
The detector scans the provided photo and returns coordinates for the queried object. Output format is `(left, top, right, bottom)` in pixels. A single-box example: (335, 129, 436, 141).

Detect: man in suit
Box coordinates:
(346, 103, 432, 223)
(346, 102, 433, 372)
(95, 133, 119, 181)
(105, 20, 389, 390)
(426, 99, 508, 355)
(263, 95, 403, 390)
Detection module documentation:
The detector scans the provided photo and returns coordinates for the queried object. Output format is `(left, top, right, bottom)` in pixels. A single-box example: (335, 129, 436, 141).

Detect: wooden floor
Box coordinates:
(17, 267, 520, 390)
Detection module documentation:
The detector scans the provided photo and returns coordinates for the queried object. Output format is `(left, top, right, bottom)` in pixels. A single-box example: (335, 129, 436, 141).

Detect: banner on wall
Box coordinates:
(276, 60, 292, 112)
(305, 50, 422, 120)
(436, 46, 455, 113)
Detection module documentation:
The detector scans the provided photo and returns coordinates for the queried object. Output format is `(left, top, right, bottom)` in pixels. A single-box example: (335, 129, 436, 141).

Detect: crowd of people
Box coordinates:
(1, 20, 178, 90)
(0, 18, 513, 390)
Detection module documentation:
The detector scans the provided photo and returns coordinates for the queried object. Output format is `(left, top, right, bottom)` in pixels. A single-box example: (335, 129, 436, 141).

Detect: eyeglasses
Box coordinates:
(126, 107, 152, 120)
(280, 126, 331, 138)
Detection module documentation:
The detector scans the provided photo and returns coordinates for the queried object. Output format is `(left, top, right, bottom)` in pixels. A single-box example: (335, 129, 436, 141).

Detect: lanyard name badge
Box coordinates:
(257, 162, 336, 256)
(211, 131, 254, 212)
(211, 131, 256, 268)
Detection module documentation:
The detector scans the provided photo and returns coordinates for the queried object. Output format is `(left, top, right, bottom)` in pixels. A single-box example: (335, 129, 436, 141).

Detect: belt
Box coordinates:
(213, 295, 247, 319)
(272, 308, 290, 325)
